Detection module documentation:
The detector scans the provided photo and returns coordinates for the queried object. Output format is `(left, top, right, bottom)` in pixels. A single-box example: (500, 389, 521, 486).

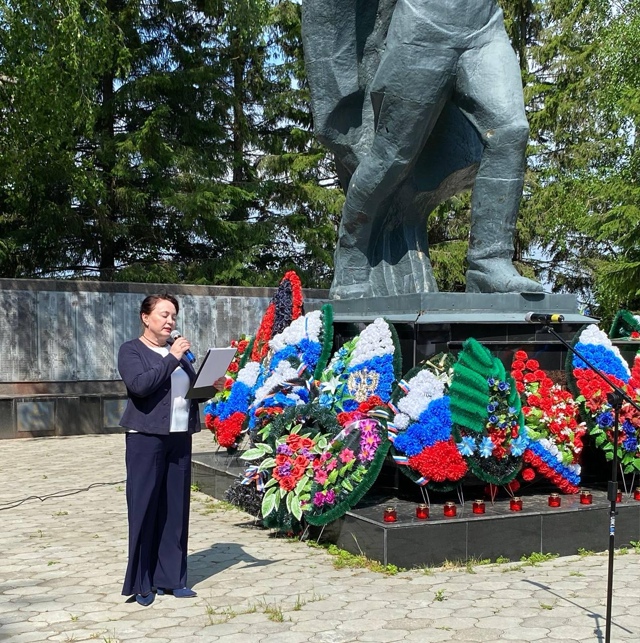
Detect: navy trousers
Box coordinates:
(122, 432, 192, 596)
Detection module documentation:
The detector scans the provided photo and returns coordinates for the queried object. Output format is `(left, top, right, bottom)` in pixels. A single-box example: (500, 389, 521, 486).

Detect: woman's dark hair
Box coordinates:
(140, 294, 180, 319)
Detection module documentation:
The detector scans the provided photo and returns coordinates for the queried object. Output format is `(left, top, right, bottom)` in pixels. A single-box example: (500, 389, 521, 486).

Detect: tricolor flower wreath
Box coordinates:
(511, 350, 586, 493)
(204, 271, 305, 449)
(388, 353, 468, 491)
(250, 271, 303, 362)
(450, 338, 527, 485)
(241, 318, 401, 531)
(568, 325, 640, 474)
(247, 304, 334, 433)
(317, 317, 401, 412)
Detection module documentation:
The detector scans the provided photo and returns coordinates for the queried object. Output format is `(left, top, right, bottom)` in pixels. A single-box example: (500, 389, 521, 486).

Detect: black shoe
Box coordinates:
(157, 587, 197, 598)
(135, 591, 154, 606)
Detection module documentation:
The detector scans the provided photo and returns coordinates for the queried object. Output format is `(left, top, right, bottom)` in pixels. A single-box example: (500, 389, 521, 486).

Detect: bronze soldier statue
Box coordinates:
(302, 0, 544, 298)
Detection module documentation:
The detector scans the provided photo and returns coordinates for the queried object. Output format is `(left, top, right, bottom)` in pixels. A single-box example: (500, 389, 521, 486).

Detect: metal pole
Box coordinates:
(605, 393, 622, 643)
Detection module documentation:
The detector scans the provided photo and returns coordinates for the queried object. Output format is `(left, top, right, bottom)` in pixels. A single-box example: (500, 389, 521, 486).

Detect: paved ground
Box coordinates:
(1, 432, 639, 643)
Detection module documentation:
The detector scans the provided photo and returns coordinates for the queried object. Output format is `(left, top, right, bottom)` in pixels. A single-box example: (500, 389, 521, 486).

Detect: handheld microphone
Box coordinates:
(169, 330, 196, 363)
(525, 312, 565, 324)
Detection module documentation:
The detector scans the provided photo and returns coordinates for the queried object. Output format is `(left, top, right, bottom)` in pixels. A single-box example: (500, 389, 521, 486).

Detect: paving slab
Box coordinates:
(1, 432, 639, 642)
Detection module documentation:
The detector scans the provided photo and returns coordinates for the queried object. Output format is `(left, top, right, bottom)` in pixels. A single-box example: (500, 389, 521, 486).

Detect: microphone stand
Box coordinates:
(536, 322, 640, 643)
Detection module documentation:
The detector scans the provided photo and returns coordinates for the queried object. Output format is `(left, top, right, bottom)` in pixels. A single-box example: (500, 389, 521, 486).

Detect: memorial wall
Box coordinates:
(0, 279, 327, 438)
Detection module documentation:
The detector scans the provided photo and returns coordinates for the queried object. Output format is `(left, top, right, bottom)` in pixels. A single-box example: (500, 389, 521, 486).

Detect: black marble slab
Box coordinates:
(335, 491, 640, 567)
(193, 450, 640, 568)
(192, 451, 245, 500)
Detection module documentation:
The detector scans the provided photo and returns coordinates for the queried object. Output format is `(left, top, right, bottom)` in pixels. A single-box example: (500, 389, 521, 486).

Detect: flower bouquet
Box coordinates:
(511, 350, 586, 493)
(450, 338, 526, 485)
(388, 353, 468, 491)
(567, 325, 640, 474)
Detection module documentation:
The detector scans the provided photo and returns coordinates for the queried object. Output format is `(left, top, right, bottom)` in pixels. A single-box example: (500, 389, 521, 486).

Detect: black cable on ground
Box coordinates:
(0, 480, 126, 511)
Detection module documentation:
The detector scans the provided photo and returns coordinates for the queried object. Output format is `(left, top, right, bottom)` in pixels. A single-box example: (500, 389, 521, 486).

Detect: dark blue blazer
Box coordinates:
(118, 338, 202, 435)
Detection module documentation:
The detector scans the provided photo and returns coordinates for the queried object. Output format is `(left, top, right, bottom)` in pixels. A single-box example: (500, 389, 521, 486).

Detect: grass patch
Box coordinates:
(520, 552, 559, 567)
(263, 603, 285, 622)
(434, 589, 446, 602)
(439, 557, 490, 574)
(205, 603, 257, 625)
(569, 571, 585, 577)
(465, 557, 491, 574)
(198, 499, 238, 515)
(293, 592, 324, 611)
(324, 544, 404, 575)
(577, 548, 595, 557)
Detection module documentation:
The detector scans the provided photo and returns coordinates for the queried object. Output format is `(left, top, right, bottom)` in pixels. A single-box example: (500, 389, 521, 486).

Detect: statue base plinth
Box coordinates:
(329, 292, 595, 325)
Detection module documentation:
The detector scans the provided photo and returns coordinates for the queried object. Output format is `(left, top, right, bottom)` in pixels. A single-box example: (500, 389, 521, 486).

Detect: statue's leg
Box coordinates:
(330, 48, 454, 299)
(454, 33, 544, 293)
(370, 181, 439, 297)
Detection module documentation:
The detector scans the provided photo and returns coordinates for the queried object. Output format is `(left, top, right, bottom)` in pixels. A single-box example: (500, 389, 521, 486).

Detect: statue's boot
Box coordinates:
(330, 269, 374, 299)
(465, 177, 544, 294)
(466, 259, 543, 293)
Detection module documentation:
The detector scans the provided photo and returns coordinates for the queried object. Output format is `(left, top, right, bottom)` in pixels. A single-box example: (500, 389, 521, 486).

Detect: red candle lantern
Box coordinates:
(415, 504, 429, 520)
(383, 507, 397, 523)
(616, 489, 623, 503)
(579, 490, 593, 505)
(443, 501, 457, 517)
(509, 497, 523, 511)
(548, 493, 561, 508)
(634, 488, 640, 501)
(472, 499, 486, 515)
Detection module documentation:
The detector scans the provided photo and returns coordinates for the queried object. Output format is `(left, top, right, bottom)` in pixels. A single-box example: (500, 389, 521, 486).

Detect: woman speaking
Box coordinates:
(118, 293, 220, 606)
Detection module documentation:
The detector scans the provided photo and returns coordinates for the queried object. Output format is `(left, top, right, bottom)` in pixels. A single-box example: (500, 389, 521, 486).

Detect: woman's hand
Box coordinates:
(213, 377, 226, 392)
(169, 336, 192, 360)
